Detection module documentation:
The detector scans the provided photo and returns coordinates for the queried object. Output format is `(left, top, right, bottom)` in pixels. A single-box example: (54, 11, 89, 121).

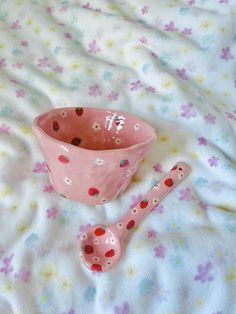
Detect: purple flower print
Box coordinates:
(64, 32, 72, 39)
(139, 36, 148, 44)
(83, 2, 92, 9)
(21, 40, 29, 47)
(176, 68, 188, 80)
(88, 40, 101, 54)
(53, 66, 64, 73)
(0, 58, 7, 69)
(153, 163, 162, 173)
(147, 229, 157, 238)
(43, 185, 54, 193)
(154, 245, 166, 258)
(0, 124, 10, 134)
(141, 6, 149, 14)
(212, 311, 223, 314)
(130, 80, 143, 91)
(12, 62, 23, 69)
(33, 161, 47, 173)
(15, 89, 26, 98)
(108, 91, 119, 102)
(221, 47, 234, 61)
(188, 0, 196, 4)
(198, 137, 207, 145)
(77, 224, 92, 239)
(194, 261, 214, 283)
(181, 28, 192, 35)
(208, 156, 219, 167)
(47, 207, 58, 219)
(114, 302, 129, 314)
(225, 111, 236, 121)
(0, 254, 14, 275)
(15, 267, 31, 282)
(11, 19, 21, 30)
(219, 0, 229, 3)
(198, 201, 208, 211)
(47, 6, 55, 14)
(204, 113, 216, 124)
(179, 188, 195, 201)
(89, 84, 102, 97)
(146, 86, 156, 93)
(62, 310, 75, 314)
(181, 103, 197, 119)
(151, 204, 164, 214)
(164, 21, 178, 32)
(37, 57, 51, 68)
(130, 194, 143, 209)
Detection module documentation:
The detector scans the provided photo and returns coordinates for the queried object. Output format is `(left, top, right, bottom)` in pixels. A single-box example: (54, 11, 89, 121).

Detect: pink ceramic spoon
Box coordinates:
(78, 162, 191, 272)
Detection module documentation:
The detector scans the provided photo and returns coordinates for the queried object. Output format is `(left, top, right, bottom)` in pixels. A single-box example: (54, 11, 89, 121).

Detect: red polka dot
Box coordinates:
(126, 220, 135, 230)
(105, 249, 115, 257)
(91, 264, 102, 272)
(94, 228, 106, 236)
(75, 107, 83, 116)
(53, 121, 59, 131)
(58, 155, 69, 163)
(164, 178, 174, 187)
(88, 187, 99, 197)
(84, 245, 94, 255)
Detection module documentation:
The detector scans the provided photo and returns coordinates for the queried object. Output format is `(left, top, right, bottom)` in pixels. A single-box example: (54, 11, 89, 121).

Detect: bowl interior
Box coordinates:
(36, 107, 156, 150)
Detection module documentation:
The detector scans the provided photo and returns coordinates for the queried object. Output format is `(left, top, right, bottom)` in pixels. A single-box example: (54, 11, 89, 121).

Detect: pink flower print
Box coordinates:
(38, 57, 51, 68)
(15, 89, 25, 98)
(88, 40, 101, 54)
(146, 86, 156, 93)
(153, 163, 162, 173)
(198, 137, 207, 145)
(141, 6, 149, 14)
(181, 103, 197, 119)
(47, 6, 55, 13)
(108, 91, 119, 101)
(83, 2, 92, 9)
(21, 40, 29, 47)
(181, 28, 192, 35)
(53, 66, 64, 73)
(114, 302, 129, 314)
(139, 36, 148, 44)
(179, 188, 195, 201)
(12, 62, 23, 69)
(15, 267, 30, 282)
(130, 80, 143, 91)
(188, 0, 196, 4)
(11, 19, 21, 30)
(0, 58, 7, 69)
(130, 194, 144, 208)
(225, 111, 236, 121)
(219, 0, 229, 3)
(43, 185, 54, 193)
(0, 254, 14, 275)
(89, 84, 102, 97)
(204, 113, 216, 124)
(208, 156, 219, 167)
(33, 161, 47, 173)
(198, 201, 208, 211)
(151, 204, 164, 214)
(154, 245, 166, 258)
(176, 68, 188, 80)
(47, 207, 58, 219)
(194, 261, 214, 283)
(147, 229, 157, 238)
(0, 124, 10, 134)
(77, 224, 92, 239)
(164, 21, 178, 32)
(64, 32, 72, 39)
(62, 310, 75, 314)
(221, 47, 234, 61)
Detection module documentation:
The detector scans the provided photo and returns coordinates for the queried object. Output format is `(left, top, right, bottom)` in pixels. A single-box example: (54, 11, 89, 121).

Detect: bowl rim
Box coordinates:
(32, 106, 157, 154)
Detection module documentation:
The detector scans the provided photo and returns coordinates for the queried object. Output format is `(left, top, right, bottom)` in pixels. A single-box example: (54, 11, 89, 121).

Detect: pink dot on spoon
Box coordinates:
(58, 155, 69, 163)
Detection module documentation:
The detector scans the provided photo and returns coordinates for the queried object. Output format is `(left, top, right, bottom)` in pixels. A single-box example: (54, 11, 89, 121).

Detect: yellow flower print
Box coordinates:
(147, 104, 155, 112)
(106, 39, 114, 48)
(10, 203, 18, 213)
(159, 134, 169, 142)
(16, 220, 29, 234)
(0, 186, 12, 197)
(86, 67, 94, 75)
(70, 61, 81, 69)
(46, 71, 55, 78)
(223, 91, 231, 97)
(195, 297, 205, 309)
(225, 268, 236, 282)
(34, 26, 41, 34)
(0, 43, 6, 49)
(20, 125, 32, 135)
(26, 18, 33, 26)
(134, 239, 143, 251)
(29, 201, 38, 211)
(191, 152, 198, 159)
(196, 75, 204, 84)
(2, 280, 14, 295)
(126, 265, 136, 278)
(15, 0, 23, 5)
(119, 49, 125, 56)
(181, 46, 192, 55)
(170, 146, 179, 155)
(41, 265, 57, 281)
(0, 83, 5, 90)
(131, 60, 139, 68)
(44, 40, 51, 48)
(107, 3, 119, 12)
(49, 26, 56, 32)
(199, 20, 213, 30)
(161, 78, 174, 89)
(49, 86, 57, 93)
(61, 278, 71, 291)
(219, 26, 226, 33)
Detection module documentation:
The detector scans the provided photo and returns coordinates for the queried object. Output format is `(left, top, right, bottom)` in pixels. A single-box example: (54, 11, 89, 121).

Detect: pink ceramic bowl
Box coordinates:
(32, 107, 157, 205)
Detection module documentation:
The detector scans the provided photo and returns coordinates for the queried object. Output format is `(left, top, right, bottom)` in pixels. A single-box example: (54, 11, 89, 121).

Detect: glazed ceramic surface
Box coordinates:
(32, 107, 157, 205)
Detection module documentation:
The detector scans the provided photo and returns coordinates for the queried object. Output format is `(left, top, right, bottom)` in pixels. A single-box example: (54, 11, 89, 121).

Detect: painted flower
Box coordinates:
(198, 137, 207, 145)
(89, 84, 102, 97)
(176, 68, 188, 80)
(92, 123, 101, 132)
(0, 58, 7, 68)
(154, 245, 166, 258)
(15, 267, 31, 282)
(194, 261, 214, 283)
(179, 188, 195, 201)
(134, 123, 140, 130)
(141, 6, 149, 14)
(153, 163, 162, 172)
(147, 229, 157, 238)
(131, 208, 139, 215)
(181, 28, 192, 35)
(88, 40, 101, 54)
(181, 103, 197, 119)
(130, 80, 143, 91)
(208, 156, 219, 167)
(115, 138, 121, 145)
(46, 207, 58, 219)
(94, 158, 105, 166)
(204, 113, 216, 124)
(221, 46, 234, 61)
(108, 91, 119, 101)
(164, 21, 178, 32)
(15, 89, 26, 98)
(64, 177, 72, 185)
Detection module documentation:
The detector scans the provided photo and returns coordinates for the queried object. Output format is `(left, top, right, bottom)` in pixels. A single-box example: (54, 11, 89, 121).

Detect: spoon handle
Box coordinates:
(111, 162, 191, 240)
